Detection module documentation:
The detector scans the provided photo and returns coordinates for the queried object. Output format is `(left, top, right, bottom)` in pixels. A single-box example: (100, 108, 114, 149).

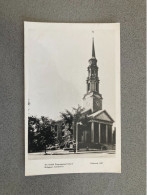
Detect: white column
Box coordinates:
(73, 121, 75, 140)
(99, 123, 101, 143)
(106, 124, 108, 144)
(91, 122, 94, 143)
(111, 126, 113, 144)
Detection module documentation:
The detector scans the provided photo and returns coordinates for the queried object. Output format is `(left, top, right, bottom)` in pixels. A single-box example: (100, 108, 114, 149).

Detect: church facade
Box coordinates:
(74, 39, 115, 149)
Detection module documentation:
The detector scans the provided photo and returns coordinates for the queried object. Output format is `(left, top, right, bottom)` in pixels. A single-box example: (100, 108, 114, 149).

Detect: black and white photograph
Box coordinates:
(25, 22, 121, 176)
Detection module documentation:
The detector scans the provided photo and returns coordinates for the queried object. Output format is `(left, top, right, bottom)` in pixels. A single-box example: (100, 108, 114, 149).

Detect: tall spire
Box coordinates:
(92, 38, 96, 58)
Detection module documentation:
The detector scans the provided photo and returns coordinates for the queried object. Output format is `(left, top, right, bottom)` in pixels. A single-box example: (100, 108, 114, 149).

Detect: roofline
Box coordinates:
(103, 110, 115, 122)
(88, 109, 115, 122)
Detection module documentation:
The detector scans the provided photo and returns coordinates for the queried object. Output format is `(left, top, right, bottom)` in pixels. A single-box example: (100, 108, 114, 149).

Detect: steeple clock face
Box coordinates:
(96, 100, 100, 107)
(93, 96, 102, 112)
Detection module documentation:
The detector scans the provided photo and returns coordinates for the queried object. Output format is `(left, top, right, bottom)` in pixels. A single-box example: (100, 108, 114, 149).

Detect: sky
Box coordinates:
(25, 23, 119, 121)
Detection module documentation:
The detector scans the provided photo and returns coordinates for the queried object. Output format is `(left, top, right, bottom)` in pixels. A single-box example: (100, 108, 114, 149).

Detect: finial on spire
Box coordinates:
(92, 33, 96, 58)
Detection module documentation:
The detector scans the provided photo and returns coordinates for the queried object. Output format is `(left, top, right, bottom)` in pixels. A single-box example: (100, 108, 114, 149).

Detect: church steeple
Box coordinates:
(83, 37, 103, 113)
(87, 38, 99, 93)
(92, 38, 96, 58)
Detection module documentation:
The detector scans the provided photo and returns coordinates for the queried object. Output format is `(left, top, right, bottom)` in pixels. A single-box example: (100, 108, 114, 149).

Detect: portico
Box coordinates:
(78, 110, 114, 148)
(90, 121, 113, 144)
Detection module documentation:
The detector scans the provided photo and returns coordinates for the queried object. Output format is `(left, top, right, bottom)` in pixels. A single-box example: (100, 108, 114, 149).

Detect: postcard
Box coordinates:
(25, 22, 121, 176)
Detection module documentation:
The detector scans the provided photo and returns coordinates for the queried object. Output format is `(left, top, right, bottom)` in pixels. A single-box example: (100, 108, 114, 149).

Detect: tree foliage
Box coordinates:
(28, 116, 40, 152)
(60, 105, 89, 148)
(28, 105, 90, 152)
(60, 110, 73, 148)
(72, 105, 85, 123)
(39, 116, 56, 153)
(28, 116, 56, 153)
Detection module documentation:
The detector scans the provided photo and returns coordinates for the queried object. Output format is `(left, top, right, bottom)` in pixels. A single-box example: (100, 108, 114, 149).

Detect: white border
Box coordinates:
(25, 22, 121, 176)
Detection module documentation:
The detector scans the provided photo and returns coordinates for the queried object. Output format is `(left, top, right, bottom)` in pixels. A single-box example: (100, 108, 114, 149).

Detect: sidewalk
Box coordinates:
(29, 149, 115, 155)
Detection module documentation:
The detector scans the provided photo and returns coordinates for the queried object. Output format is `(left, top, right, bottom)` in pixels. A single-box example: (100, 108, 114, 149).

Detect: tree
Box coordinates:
(60, 105, 85, 130)
(60, 110, 73, 130)
(72, 105, 85, 123)
(60, 110, 73, 148)
(28, 116, 56, 154)
(72, 105, 90, 144)
(28, 116, 40, 152)
(38, 116, 56, 154)
(60, 105, 88, 147)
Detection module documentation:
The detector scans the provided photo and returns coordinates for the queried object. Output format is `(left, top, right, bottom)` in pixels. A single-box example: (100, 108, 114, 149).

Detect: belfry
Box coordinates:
(83, 38, 103, 113)
(77, 38, 115, 149)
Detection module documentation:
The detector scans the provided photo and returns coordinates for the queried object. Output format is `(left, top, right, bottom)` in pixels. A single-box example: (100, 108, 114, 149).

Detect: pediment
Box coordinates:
(89, 110, 114, 123)
(95, 112, 112, 121)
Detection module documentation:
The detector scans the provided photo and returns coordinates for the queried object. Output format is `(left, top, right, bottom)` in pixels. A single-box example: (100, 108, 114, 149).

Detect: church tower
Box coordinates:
(83, 38, 103, 113)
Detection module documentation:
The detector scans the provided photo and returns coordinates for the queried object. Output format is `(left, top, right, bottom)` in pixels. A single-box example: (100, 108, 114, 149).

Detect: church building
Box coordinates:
(76, 38, 115, 149)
